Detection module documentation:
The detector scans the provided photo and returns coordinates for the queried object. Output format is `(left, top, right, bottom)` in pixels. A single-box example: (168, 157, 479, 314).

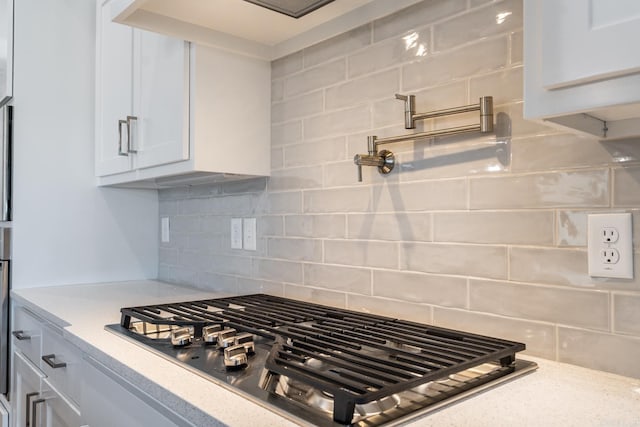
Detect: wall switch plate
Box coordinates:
(231, 218, 243, 249)
(243, 218, 257, 251)
(161, 217, 170, 243)
(588, 213, 633, 279)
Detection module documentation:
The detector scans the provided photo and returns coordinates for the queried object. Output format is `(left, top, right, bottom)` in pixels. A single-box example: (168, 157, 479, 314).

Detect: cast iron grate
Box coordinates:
(119, 294, 525, 424)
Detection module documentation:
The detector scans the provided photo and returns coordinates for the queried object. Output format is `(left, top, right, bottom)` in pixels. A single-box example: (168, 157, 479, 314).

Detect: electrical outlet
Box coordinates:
(602, 227, 619, 243)
(601, 248, 620, 264)
(243, 218, 257, 251)
(231, 218, 243, 249)
(588, 213, 633, 279)
(161, 217, 170, 243)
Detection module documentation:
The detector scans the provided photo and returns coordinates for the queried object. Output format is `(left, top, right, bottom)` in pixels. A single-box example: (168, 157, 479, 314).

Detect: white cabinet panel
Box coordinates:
(134, 30, 189, 169)
(12, 351, 42, 427)
(81, 357, 182, 427)
(540, 0, 640, 89)
(0, 0, 13, 105)
(95, 0, 133, 176)
(523, 0, 640, 139)
(95, 0, 189, 178)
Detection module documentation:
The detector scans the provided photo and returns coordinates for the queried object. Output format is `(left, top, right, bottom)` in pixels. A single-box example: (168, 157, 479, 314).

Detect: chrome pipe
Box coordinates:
(373, 124, 481, 148)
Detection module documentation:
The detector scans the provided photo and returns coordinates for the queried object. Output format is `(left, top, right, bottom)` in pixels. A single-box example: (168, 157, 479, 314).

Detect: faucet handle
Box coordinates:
(394, 93, 408, 101)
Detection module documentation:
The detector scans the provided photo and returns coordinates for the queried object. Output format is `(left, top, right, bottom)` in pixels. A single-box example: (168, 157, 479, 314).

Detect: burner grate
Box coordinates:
(119, 294, 526, 424)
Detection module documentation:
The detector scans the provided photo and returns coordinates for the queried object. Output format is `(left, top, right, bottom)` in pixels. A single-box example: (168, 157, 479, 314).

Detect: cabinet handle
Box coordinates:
(118, 119, 128, 156)
(126, 115, 137, 154)
(41, 354, 67, 369)
(12, 330, 31, 340)
(25, 392, 38, 427)
(31, 397, 45, 427)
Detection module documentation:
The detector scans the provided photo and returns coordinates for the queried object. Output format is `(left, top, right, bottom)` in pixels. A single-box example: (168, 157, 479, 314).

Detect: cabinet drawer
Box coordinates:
(41, 378, 81, 427)
(12, 307, 43, 364)
(41, 324, 82, 406)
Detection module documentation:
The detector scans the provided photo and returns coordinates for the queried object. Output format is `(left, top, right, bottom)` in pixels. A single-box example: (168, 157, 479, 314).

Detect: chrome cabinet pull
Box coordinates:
(126, 115, 137, 154)
(31, 397, 45, 427)
(118, 119, 128, 156)
(41, 354, 66, 369)
(25, 392, 38, 427)
(12, 330, 31, 340)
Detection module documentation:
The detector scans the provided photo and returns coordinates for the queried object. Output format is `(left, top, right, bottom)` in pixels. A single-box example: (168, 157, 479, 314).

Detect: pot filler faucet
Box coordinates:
(353, 95, 494, 181)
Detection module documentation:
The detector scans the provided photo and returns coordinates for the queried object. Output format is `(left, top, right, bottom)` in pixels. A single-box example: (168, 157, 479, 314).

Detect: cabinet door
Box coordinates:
(0, 0, 13, 106)
(81, 358, 181, 427)
(133, 30, 189, 170)
(12, 351, 43, 427)
(540, 0, 640, 89)
(95, 0, 133, 176)
(40, 379, 81, 427)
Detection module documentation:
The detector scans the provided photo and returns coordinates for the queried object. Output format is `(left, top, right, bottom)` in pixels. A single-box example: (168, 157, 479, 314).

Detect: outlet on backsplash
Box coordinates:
(587, 213, 633, 279)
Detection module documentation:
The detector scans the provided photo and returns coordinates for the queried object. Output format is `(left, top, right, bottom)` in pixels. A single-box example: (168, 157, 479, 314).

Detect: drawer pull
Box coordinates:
(12, 330, 31, 340)
(42, 354, 67, 369)
(31, 397, 45, 427)
(25, 392, 38, 427)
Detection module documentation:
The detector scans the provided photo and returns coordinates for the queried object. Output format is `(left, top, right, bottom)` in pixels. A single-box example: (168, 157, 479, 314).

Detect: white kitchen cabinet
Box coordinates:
(11, 308, 81, 427)
(12, 351, 80, 427)
(95, 0, 188, 177)
(81, 356, 187, 427)
(0, 0, 13, 106)
(95, 0, 270, 188)
(524, 0, 640, 139)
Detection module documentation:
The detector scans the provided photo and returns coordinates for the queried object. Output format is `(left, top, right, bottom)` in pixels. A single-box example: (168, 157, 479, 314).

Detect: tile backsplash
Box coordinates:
(159, 0, 640, 378)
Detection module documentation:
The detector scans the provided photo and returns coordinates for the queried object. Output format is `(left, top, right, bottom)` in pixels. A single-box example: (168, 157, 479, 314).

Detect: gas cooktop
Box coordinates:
(105, 294, 536, 426)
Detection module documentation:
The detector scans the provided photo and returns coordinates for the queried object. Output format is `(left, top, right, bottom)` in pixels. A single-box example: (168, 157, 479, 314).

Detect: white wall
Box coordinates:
(11, 0, 158, 288)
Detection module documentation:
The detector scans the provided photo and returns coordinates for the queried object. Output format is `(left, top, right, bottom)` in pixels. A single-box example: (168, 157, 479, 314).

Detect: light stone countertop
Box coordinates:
(11, 280, 640, 427)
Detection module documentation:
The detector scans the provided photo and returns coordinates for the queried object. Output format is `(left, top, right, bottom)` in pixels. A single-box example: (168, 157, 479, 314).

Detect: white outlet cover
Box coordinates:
(587, 213, 633, 279)
(231, 218, 243, 249)
(243, 218, 257, 251)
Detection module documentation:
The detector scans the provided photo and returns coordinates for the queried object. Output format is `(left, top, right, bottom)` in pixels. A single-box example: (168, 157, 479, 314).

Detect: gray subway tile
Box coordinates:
(237, 278, 285, 296)
(303, 104, 371, 140)
(470, 169, 610, 209)
(470, 279, 610, 331)
(434, 211, 554, 245)
(326, 69, 399, 111)
(271, 90, 324, 123)
(372, 180, 467, 211)
(268, 167, 323, 191)
(347, 213, 432, 241)
(252, 259, 303, 283)
(613, 293, 640, 336)
(349, 28, 429, 78)
(373, 0, 467, 42)
(304, 24, 371, 68)
(470, 66, 523, 106)
(271, 51, 303, 78)
(271, 121, 302, 146)
(614, 166, 640, 207)
(558, 327, 640, 378)
(304, 264, 371, 294)
(401, 243, 507, 279)
(284, 59, 346, 97)
(433, 0, 523, 51)
(283, 137, 347, 168)
(324, 240, 398, 269)
(267, 237, 322, 262)
(373, 270, 466, 307)
(304, 188, 371, 213)
(347, 294, 432, 323)
(265, 192, 302, 214)
(403, 37, 508, 91)
(433, 307, 556, 359)
(285, 284, 346, 308)
(285, 214, 346, 238)
(511, 133, 614, 173)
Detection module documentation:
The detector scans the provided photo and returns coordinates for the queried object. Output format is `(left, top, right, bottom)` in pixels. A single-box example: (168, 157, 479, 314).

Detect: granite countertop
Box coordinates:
(11, 280, 640, 427)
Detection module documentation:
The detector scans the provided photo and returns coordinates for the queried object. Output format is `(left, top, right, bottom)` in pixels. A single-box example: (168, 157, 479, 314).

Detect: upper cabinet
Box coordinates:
(0, 0, 13, 106)
(524, 0, 640, 139)
(96, 0, 271, 188)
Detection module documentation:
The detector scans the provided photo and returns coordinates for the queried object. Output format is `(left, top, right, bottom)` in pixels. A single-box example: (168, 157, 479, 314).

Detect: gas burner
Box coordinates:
(109, 294, 536, 426)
